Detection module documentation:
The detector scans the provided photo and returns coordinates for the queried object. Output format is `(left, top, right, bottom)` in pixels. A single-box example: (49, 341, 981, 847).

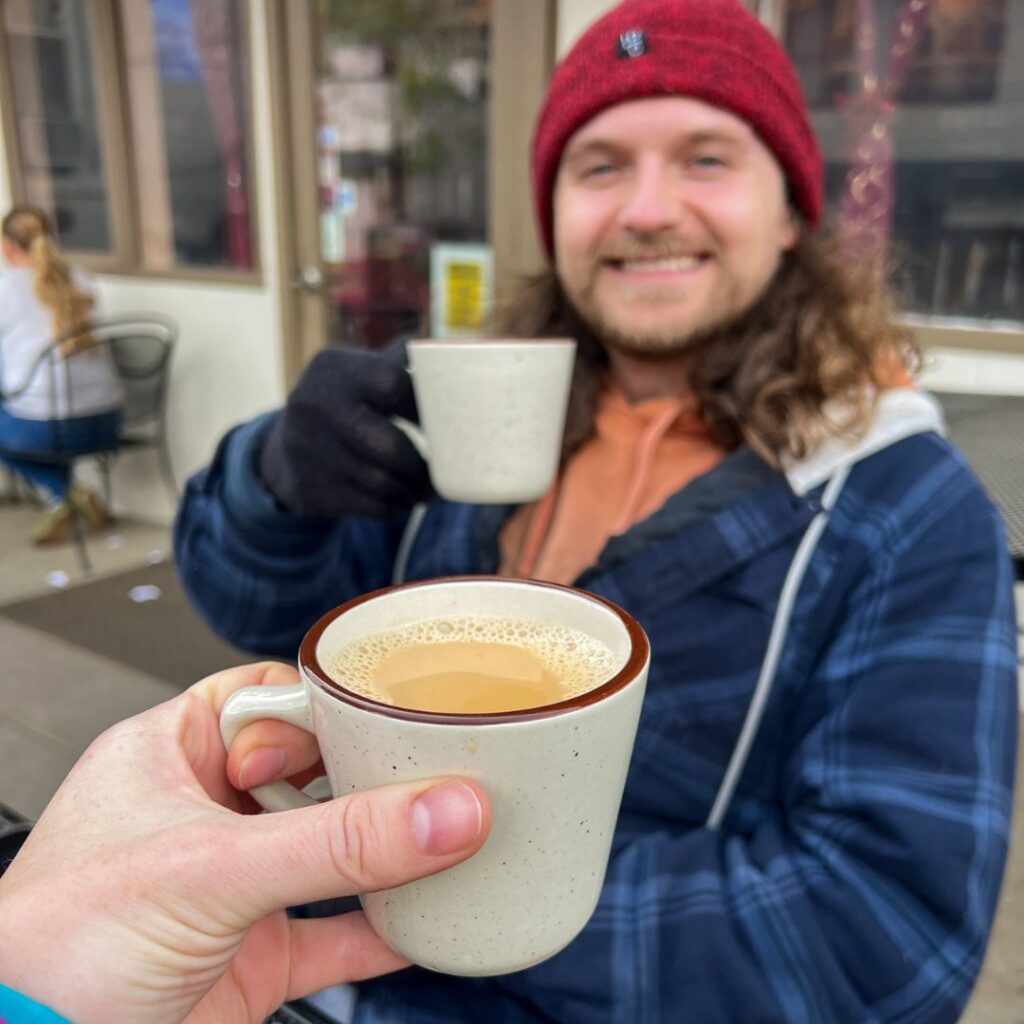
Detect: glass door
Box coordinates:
(273, 0, 552, 383)
(310, 0, 492, 349)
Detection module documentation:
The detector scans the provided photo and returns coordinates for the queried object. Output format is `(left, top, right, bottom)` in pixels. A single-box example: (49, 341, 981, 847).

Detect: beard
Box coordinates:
(566, 270, 777, 362)
(556, 232, 789, 360)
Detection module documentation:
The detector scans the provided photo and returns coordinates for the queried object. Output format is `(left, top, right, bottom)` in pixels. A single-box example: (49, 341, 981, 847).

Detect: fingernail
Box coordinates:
(237, 748, 287, 790)
(411, 782, 483, 856)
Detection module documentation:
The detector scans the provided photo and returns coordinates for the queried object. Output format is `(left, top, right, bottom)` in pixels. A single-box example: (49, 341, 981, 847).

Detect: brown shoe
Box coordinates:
(30, 502, 74, 545)
(68, 486, 111, 532)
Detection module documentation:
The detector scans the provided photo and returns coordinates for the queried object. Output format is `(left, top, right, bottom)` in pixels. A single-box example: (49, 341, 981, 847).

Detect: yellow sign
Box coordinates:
(431, 243, 493, 338)
(445, 261, 484, 328)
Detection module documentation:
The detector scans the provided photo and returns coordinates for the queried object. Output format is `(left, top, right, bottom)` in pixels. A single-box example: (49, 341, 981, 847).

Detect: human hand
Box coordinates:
(0, 662, 489, 1024)
(259, 339, 434, 519)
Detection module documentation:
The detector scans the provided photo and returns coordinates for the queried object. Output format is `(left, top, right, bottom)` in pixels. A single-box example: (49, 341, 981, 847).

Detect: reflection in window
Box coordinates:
(316, 0, 490, 347)
(782, 0, 1024, 325)
(1, 0, 111, 251)
(120, 0, 255, 271)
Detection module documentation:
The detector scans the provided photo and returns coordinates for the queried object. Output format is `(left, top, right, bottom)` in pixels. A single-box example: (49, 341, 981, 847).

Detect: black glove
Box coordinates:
(258, 340, 433, 519)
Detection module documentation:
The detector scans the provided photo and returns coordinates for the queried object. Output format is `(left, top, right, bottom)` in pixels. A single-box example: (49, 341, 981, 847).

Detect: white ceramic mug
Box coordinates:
(392, 338, 576, 504)
(220, 576, 649, 976)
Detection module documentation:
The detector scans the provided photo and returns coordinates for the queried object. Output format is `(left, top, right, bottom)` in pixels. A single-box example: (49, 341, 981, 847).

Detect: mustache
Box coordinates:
(597, 240, 714, 262)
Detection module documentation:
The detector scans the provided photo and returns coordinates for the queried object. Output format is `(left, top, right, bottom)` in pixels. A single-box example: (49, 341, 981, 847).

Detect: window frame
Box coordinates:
(0, 0, 263, 285)
(0, 0, 128, 269)
(755, 0, 1024, 355)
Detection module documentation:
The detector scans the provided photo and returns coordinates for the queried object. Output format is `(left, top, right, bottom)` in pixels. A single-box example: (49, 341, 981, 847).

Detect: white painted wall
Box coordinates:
(0, 74, 11, 219)
(920, 347, 1024, 396)
(556, 0, 617, 55)
(90, 275, 285, 523)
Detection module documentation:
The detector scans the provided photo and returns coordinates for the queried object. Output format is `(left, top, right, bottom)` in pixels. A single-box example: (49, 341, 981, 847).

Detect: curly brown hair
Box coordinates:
(491, 229, 919, 467)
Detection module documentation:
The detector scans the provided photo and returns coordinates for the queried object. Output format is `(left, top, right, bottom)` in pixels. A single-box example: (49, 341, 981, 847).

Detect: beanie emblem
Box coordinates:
(616, 29, 647, 58)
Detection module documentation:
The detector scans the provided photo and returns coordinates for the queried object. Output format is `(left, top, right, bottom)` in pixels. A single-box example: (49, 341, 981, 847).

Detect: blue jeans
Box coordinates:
(0, 406, 123, 500)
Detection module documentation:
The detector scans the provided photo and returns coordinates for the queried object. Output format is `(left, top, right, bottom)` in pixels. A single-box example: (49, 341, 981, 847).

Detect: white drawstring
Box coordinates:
(705, 466, 851, 830)
(392, 502, 429, 585)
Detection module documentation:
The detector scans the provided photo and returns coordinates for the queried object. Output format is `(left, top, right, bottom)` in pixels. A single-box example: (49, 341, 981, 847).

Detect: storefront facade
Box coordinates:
(0, 0, 1021, 522)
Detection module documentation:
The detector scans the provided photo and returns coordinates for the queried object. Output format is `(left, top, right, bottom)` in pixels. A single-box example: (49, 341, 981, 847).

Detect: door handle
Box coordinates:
(292, 266, 324, 291)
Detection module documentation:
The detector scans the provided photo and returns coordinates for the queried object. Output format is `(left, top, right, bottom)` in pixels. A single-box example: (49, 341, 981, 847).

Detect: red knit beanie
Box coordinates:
(531, 0, 823, 256)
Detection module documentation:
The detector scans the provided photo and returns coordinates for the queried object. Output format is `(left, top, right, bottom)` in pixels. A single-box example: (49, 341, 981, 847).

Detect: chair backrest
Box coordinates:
(52, 314, 178, 434)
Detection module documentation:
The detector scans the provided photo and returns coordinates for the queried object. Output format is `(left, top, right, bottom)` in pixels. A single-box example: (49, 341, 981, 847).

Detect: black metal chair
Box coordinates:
(84, 314, 179, 508)
(0, 313, 178, 570)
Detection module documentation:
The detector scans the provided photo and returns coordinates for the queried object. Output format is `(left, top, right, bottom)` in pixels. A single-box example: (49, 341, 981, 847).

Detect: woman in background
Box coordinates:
(0, 206, 122, 544)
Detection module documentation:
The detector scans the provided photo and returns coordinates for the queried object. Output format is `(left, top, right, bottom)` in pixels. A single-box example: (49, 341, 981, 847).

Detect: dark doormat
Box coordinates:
(0, 561, 266, 689)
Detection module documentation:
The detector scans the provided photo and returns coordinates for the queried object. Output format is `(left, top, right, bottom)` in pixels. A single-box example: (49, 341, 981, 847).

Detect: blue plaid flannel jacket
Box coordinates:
(175, 411, 1017, 1024)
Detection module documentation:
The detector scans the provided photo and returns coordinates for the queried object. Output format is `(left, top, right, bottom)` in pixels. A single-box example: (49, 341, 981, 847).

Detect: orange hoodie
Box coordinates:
(499, 383, 727, 584)
(499, 362, 915, 586)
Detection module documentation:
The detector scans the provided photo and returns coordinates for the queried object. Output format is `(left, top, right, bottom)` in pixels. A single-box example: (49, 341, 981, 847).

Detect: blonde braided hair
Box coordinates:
(2, 206, 96, 356)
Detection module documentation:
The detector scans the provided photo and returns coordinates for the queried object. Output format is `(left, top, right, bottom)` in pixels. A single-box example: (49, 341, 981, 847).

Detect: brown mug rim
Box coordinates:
(298, 576, 649, 726)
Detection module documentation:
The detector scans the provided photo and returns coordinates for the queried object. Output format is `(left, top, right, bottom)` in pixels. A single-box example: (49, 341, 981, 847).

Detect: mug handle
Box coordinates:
(390, 415, 429, 460)
(220, 684, 319, 811)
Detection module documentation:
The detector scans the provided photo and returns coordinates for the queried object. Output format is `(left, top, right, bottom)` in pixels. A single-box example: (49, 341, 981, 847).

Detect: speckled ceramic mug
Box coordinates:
(220, 577, 649, 976)
(393, 338, 576, 504)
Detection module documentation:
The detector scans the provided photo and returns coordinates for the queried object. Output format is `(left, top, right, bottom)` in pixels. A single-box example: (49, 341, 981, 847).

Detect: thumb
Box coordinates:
(225, 778, 489, 918)
(362, 342, 418, 421)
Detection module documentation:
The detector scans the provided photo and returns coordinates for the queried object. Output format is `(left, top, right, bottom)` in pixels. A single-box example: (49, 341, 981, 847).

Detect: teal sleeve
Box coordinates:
(0, 985, 72, 1024)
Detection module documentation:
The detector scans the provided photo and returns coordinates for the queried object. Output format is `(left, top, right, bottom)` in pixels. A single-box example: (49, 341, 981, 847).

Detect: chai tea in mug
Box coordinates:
(328, 615, 617, 714)
(225, 575, 650, 975)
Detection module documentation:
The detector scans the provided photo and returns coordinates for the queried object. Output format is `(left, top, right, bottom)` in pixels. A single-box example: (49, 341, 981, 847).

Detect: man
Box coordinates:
(175, 1, 1018, 1021)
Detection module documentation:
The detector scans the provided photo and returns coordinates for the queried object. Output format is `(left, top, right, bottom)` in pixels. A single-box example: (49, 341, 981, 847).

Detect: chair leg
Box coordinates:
(97, 454, 113, 509)
(68, 502, 92, 573)
(158, 441, 177, 503)
(2, 466, 18, 505)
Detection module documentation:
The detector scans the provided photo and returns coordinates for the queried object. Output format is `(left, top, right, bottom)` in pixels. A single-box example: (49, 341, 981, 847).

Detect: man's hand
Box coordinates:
(259, 341, 434, 519)
(0, 663, 489, 1024)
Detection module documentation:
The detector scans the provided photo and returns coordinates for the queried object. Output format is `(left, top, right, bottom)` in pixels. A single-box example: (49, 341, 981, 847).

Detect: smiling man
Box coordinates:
(553, 97, 797, 355)
(174, 1, 1018, 1022)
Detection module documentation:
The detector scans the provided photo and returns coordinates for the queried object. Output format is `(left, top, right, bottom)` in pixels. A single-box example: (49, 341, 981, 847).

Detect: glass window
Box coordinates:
(0, 0, 257, 276)
(315, 0, 491, 347)
(119, 0, 255, 271)
(1, 0, 112, 252)
(779, 0, 1024, 326)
